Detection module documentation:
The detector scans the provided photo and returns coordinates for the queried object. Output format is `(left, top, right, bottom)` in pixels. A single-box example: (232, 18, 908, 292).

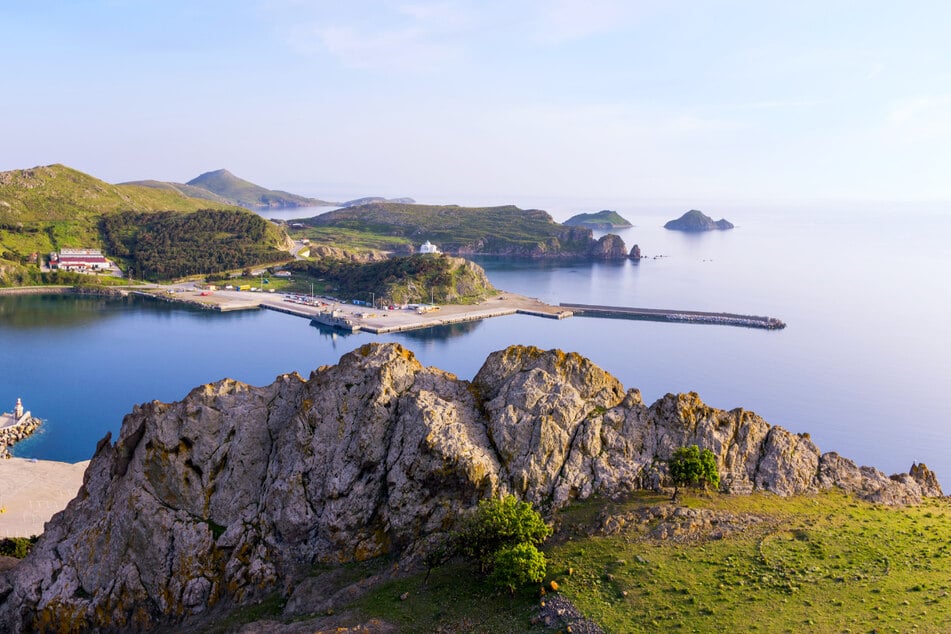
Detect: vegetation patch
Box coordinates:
(100, 209, 289, 281)
(0, 536, 39, 559)
(545, 491, 951, 632)
(287, 254, 495, 304)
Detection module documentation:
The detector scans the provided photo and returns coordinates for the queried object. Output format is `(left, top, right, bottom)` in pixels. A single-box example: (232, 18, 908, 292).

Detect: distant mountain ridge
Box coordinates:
(185, 169, 334, 209)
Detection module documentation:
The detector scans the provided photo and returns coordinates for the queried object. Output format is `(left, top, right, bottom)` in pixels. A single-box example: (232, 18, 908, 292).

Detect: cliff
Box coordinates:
(664, 209, 734, 232)
(0, 344, 940, 631)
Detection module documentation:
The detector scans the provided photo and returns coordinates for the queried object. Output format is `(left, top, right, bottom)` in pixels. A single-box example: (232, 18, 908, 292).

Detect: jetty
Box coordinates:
(561, 303, 786, 330)
(1, 399, 41, 458)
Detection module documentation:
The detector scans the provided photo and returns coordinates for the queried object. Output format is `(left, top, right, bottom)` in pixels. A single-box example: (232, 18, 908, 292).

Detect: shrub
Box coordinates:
(668, 445, 721, 499)
(444, 495, 553, 593)
(0, 536, 38, 559)
(460, 495, 552, 572)
(489, 543, 548, 594)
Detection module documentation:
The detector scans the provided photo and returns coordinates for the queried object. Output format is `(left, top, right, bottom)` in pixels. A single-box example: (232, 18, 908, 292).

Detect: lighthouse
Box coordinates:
(14, 398, 23, 421)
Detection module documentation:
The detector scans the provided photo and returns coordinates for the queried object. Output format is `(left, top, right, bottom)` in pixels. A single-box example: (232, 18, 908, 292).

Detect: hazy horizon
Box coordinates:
(4, 1, 951, 209)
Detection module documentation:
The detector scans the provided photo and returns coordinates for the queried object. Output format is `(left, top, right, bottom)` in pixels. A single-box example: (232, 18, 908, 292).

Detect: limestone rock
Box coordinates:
(0, 343, 939, 632)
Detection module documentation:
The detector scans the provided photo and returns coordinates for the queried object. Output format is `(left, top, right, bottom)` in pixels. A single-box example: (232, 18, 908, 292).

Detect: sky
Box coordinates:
(3, 1, 951, 209)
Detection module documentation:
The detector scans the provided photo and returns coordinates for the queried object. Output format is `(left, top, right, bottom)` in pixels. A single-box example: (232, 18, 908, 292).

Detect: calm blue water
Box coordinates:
(2, 206, 950, 482)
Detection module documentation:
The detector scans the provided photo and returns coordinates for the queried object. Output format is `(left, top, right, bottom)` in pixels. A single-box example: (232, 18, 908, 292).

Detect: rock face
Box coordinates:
(664, 209, 734, 232)
(629, 244, 642, 260)
(587, 234, 628, 259)
(0, 344, 941, 632)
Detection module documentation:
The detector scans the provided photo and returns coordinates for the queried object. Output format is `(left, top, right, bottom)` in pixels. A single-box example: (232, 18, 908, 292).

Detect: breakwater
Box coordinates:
(560, 303, 786, 330)
(0, 417, 41, 458)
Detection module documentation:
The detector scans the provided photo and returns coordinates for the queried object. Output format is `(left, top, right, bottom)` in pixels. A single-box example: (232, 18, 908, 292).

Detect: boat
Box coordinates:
(310, 310, 361, 332)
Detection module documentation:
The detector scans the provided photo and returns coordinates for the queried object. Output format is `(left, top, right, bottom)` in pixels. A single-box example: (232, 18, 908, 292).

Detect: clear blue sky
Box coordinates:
(3, 1, 950, 207)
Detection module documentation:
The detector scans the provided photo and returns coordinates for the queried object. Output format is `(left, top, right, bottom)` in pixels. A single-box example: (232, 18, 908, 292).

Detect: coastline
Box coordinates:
(0, 457, 88, 538)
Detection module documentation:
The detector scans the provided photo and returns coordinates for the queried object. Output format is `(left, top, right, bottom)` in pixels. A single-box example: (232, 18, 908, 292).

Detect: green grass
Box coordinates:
(344, 560, 545, 633)
(545, 491, 951, 632)
(294, 226, 413, 253)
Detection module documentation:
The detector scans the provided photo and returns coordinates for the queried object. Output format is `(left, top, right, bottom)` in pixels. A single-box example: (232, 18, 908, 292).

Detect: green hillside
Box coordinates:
(0, 164, 292, 285)
(287, 254, 495, 304)
(299, 202, 598, 257)
(185, 169, 334, 209)
(0, 164, 244, 258)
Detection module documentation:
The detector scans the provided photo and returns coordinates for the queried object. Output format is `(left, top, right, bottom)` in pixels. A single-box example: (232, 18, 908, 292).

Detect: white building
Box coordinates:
(419, 241, 440, 254)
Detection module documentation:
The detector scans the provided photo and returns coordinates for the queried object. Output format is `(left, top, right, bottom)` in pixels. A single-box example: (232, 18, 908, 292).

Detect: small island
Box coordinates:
(664, 209, 734, 232)
(563, 209, 633, 231)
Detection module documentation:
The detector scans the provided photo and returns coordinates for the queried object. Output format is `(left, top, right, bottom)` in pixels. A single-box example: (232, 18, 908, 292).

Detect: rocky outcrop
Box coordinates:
(0, 417, 40, 458)
(629, 244, 642, 260)
(0, 344, 940, 632)
(587, 234, 628, 259)
(664, 209, 734, 232)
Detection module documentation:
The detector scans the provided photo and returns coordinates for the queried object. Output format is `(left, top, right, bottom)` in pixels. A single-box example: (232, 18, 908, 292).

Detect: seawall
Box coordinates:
(561, 302, 786, 330)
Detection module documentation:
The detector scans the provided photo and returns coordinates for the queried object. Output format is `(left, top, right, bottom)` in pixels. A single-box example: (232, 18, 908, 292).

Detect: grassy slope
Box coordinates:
(256, 491, 951, 633)
(546, 491, 951, 633)
(0, 164, 244, 257)
(299, 202, 593, 255)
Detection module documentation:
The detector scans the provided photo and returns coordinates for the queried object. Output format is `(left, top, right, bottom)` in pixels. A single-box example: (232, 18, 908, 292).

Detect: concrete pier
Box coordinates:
(560, 303, 786, 330)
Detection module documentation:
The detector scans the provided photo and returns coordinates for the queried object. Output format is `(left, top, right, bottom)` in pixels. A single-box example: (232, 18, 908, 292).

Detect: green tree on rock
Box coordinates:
(668, 445, 721, 501)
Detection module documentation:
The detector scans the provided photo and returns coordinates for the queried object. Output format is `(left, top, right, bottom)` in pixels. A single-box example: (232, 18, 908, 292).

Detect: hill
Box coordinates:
(0, 343, 942, 631)
(119, 179, 236, 206)
(300, 202, 630, 258)
(664, 209, 734, 232)
(184, 169, 335, 209)
(288, 253, 495, 304)
(0, 164, 245, 261)
(100, 208, 291, 281)
(0, 164, 294, 285)
(564, 209, 633, 230)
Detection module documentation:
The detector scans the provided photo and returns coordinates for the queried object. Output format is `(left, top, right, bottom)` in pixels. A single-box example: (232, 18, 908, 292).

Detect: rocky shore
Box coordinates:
(0, 343, 941, 631)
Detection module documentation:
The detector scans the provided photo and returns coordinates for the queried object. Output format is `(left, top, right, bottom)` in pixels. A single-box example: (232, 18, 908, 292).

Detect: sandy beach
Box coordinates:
(0, 458, 88, 538)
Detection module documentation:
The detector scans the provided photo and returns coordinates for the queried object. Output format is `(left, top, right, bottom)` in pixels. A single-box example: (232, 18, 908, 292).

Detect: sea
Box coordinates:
(2, 202, 950, 482)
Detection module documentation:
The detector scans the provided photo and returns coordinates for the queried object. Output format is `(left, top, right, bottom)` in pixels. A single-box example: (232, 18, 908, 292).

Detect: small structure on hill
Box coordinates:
(419, 241, 440, 254)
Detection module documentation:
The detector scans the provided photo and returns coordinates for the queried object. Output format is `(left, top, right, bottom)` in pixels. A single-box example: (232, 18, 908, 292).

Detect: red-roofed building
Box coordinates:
(50, 248, 113, 272)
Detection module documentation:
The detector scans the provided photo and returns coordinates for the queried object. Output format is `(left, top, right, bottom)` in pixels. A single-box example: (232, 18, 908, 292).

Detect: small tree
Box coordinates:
(457, 495, 552, 593)
(668, 445, 720, 500)
(489, 542, 548, 594)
